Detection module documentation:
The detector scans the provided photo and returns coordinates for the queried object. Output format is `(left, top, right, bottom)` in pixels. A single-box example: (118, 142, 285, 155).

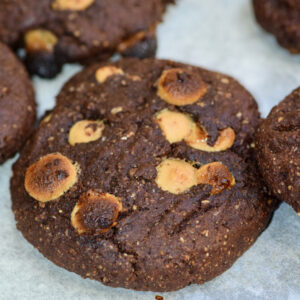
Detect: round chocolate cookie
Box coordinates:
(0, 0, 172, 78)
(255, 88, 300, 214)
(11, 58, 277, 292)
(253, 0, 300, 53)
(0, 42, 35, 165)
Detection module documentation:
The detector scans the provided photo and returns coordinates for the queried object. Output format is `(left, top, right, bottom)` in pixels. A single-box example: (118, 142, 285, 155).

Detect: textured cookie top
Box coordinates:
(253, 0, 300, 53)
(280, 0, 300, 10)
(256, 88, 300, 213)
(0, 0, 167, 46)
(0, 42, 35, 164)
(0, 0, 171, 77)
(11, 59, 275, 292)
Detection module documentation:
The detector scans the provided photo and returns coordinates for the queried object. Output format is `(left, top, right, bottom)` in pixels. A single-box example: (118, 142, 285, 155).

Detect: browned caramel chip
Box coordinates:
(157, 68, 207, 106)
(155, 109, 194, 143)
(71, 190, 122, 235)
(68, 120, 104, 146)
(25, 153, 80, 202)
(155, 158, 198, 194)
(52, 0, 95, 11)
(185, 125, 235, 152)
(25, 29, 58, 53)
(95, 66, 124, 84)
(196, 162, 235, 194)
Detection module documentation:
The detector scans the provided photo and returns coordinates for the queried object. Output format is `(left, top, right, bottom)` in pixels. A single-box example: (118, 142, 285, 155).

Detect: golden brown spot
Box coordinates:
(52, 0, 95, 11)
(95, 66, 124, 84)
(71, 190, 122, 235)
(155, 158, 198, 194)
(185, 125, 235, 152)
(155, 109, 194, 143)
(157, 68, 207, 106)
(196, 162, 235, 194)
(68, 120, 104, 146)
(25, 29, 58, 52)
(25, 153, 80, 202)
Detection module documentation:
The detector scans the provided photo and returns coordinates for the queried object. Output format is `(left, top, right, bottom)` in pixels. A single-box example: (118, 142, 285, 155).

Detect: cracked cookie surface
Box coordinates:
(255, 88, 300, 214)
(0, 42, 35, 164)
(11, 58, 277, 292)
(0, 0, 172, 78)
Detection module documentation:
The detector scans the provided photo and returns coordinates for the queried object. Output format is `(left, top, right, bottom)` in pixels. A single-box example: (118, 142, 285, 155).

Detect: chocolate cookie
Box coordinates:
(253, 0, 300, 53)
(0, 42, 35, 165)
(0, 0, 172, 78)
(11, 58, 277, 292)
(255, 88, 300, 214)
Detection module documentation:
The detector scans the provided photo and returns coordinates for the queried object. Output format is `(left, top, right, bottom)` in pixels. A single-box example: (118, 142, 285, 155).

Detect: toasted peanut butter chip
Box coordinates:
(71, 191, 122, 235)
(52, 0, 95, 11)
(154, 108, 235, 151)
(68, 120, 104, 146)
(95, 66, 124, 84)
(197, 162, 235, 194)
(185, 125, 235, 152)
(156, 158, 198, 194)
(25, 29, 58, 52)
(157, 68, 207, 106)
(25, 153, 80, 202)
(155, 109, 194, 143)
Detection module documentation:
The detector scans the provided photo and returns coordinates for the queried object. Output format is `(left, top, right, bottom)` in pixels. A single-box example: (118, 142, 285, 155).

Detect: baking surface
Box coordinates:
(0, 0, 299, 299)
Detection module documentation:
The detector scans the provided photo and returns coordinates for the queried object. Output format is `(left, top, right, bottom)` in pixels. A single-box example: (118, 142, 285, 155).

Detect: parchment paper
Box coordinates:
(0, 0, 299, 299)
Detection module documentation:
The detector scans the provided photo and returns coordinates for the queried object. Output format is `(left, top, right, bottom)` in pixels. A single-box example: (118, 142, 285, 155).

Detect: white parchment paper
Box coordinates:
(0, 0, 300, 299)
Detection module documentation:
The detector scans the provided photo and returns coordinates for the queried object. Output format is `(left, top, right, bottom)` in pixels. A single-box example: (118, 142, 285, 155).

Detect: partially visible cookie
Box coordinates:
(0, 42, 35, 164)
(0, 0, 173, 78)
(11, 58, 277, 292)
(253, 0, 300, 53)
(255, 88, 300, 214)
(284, 0, 300, 10)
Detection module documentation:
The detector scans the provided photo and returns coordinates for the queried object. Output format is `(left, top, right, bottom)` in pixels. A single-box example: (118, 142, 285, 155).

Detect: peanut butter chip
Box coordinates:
(155, 159, 198, 194)
(155, 109, 194, 143)
(197, 162, 235, 194)
(71, 191, 122, 235)
(25, 29, 58, 52)
(155, 159, 235, 195)
(185, 126, 235, 152)
(95, 66, 124, 84)
(157, 68, 207, 106)
(25, 153, 80, 202)
(52, 0, 95, 11)
(155, 109, 235, 151)
(68, 120, 104, 146)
